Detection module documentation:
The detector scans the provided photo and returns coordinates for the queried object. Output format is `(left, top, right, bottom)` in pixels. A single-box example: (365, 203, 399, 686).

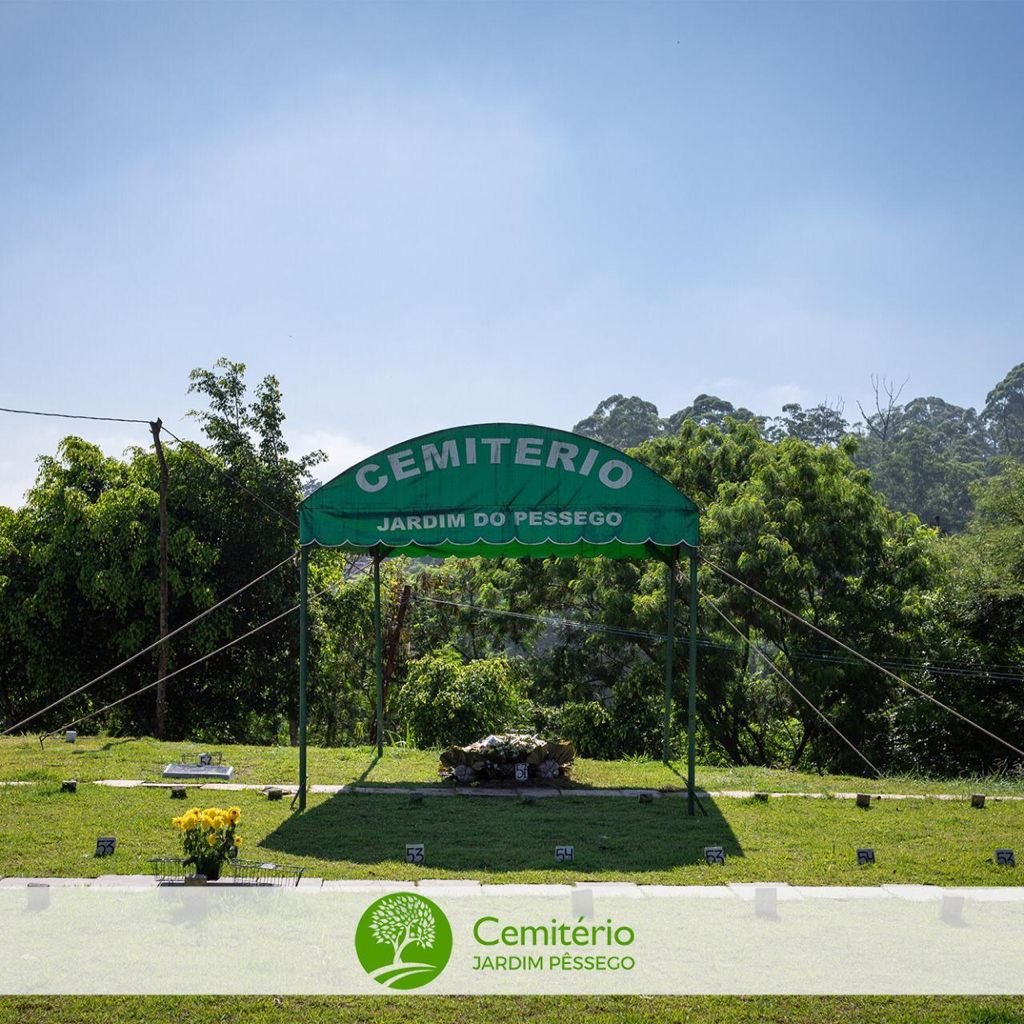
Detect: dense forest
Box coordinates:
(2, 359, 1023, 779)
(573, 366, 1024, 535)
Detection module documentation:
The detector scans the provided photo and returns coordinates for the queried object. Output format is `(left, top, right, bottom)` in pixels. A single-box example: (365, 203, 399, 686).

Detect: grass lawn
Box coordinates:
(4, 734, 1024, 796)
(4, 738, 1023, 1022)
(2, 995, 1024, 1024)
(1, 772, 1022, 885)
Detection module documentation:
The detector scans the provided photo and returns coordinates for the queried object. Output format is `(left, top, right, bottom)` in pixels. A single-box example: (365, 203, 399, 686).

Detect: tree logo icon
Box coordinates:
(354, 892, 453, 989)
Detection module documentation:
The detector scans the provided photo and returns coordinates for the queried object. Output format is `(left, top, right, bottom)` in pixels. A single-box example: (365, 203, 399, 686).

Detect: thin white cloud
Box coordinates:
(5, 72, 572, 342)
(0, 425, 144, 510)
(2, 50, 1016, 466)
(0, 423, 377, 509)
(287, 428, 375, 486)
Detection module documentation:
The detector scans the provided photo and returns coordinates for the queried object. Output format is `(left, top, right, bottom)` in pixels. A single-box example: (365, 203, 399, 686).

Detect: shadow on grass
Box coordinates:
(340, 756, 678, 794)
(353, 753, 382, 784)
(260, 792, 742, 873)
(70, 738, 136, 755)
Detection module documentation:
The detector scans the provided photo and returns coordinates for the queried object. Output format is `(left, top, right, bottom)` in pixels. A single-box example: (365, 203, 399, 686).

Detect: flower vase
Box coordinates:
(189, 859, 221, 882)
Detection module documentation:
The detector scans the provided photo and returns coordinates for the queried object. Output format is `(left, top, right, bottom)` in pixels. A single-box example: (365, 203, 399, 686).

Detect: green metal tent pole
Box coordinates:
(373, 550, 384, 757)
(662, 555, 676, 762)
(298, 546, 309, 813)
(687, 547, 698, 817)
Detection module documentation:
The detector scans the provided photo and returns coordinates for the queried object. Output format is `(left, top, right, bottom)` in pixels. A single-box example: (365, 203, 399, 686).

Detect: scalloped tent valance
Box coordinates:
(300, 422, 698, 559)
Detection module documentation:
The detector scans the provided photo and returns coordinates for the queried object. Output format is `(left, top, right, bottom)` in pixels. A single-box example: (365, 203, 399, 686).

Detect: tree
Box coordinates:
(947, 464, 1024, 654)
(635, 421, 939, 770)
(306, 551, 408, 746)
(853, 393, 992, 532)
(856, 375, 907, 444)
(369, 894, 436, 963)
(665, 394, 762, 434)
(767, 401, 849, 446)
(412, 418, 939, 771)
(572, 394, 664, 450)
(184, 358, 326, 742)
(0, 437, 217, 735)
(187, 358, 325, 504)
(887, 464, 1024, 773)
(0, 360, 326, 742)
(392, 647, 530, 747)
(982, 363, 1024, 460)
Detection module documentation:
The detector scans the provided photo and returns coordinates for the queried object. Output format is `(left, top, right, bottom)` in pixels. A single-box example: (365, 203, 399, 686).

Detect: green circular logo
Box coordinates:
(355, 892, 452, 989)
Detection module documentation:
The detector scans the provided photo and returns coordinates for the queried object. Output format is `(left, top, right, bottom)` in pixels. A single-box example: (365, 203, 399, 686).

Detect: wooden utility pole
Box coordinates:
(150, 419, 170, 740)
(368, 582, 412, 745)
(380, 584, 412, 717)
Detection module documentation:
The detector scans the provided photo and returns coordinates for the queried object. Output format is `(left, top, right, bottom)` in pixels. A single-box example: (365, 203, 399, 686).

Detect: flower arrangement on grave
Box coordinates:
(171, 805, 242, 881)
(438, 733, 574, 784)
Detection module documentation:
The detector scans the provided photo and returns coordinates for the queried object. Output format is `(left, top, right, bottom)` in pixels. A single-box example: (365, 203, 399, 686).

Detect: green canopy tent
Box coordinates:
(297, 423, 701, 813)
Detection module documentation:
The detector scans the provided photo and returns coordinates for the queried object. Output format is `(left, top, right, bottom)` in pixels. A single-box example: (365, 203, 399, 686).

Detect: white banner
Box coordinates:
(1, 883, 1023, 995)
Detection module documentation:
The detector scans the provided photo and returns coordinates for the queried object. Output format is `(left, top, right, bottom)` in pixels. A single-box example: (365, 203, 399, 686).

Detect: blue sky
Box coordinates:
(1, 1, 1022, 506)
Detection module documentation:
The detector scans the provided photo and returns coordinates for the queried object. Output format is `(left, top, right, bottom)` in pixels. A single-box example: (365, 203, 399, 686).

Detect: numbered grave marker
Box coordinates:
(996, 849, 1016, 867)
(170, 786, 187, 800)
(405, 843, 425, 865)
(856, 848, 876, 866)
(855, 793, 871, 809)
(514, 763, 529, 783)
(971, 794, 986, 810)
(60, 779, 77, 794)
(266, 787, 283, 801)
(704, 846, 725, 865)
(555, 845, 575, 864)
(95, 836, 117, 858)
(65, 730, 76, 744)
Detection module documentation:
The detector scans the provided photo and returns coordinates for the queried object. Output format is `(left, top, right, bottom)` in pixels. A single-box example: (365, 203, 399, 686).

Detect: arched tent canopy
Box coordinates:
(299, 423, 698, 559)
(296, 423, 700, 813)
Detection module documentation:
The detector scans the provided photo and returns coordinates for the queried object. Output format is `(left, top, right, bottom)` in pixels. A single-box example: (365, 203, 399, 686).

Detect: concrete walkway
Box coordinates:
(4, 778, 1024, 801)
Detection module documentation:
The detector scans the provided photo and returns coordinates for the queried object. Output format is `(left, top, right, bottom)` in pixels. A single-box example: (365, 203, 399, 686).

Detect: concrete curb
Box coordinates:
(6, 777, 1024, 802)
(2, 876, 1024, 899)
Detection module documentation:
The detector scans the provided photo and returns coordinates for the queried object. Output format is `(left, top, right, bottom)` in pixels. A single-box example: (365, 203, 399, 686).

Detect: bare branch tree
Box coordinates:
(857, 375, 908, 442)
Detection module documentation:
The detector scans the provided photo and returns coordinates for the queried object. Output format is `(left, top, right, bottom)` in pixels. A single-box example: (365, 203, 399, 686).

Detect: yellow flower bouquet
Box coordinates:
(171, 806, 242, 881)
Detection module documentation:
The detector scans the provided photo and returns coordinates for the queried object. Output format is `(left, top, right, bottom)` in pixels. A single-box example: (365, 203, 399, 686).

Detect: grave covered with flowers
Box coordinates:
(438, 733, 574, 785)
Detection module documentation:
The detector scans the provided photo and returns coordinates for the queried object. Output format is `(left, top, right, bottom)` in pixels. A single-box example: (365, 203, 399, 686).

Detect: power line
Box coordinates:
(792, 648, 1024, 676)
(783, 647, 1024, 683)
(700, 554, 1024, 762)
(414, 594, 1024, 684)
(47, 576, 346, 740)
(413, 594, 718, 648)
(0, 405, 150, 425)
(704, 593, 882, 777)
(2, 553, 297, 736)
(159, 424, 297, 529)
(419, 583, 880, 775)
(0, 405, 299, 528)
(49, 602, 300, 739)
